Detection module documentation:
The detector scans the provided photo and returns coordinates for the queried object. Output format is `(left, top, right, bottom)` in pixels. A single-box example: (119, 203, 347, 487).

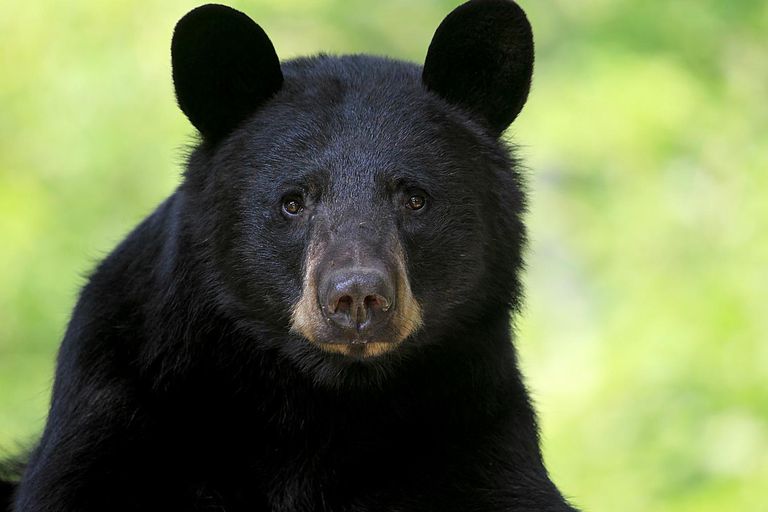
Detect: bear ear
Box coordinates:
(422, 0, 534, 136)
(171, 4, 283, 143)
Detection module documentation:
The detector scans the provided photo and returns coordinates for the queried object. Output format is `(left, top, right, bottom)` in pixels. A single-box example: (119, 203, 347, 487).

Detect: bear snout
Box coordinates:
(290, 235, 422, 358)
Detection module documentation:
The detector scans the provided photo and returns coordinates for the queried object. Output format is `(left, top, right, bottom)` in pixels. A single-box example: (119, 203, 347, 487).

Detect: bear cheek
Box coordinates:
(289, 238, 327, 344)
(408, 234, 485, 330)
(389, 237, 423, 343)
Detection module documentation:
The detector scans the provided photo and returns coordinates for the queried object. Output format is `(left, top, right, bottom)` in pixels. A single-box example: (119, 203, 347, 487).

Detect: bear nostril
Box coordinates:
(364, 294, 389, 313)
(333, 295, 353, 315)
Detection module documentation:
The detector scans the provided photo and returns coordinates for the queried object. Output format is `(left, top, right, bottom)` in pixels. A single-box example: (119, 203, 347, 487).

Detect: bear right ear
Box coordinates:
(171, 4, 283, 143)
(423, 0, 534, 136)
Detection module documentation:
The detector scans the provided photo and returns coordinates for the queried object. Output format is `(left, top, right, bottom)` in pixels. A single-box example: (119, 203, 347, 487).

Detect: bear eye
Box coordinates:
(282, 196, 304, 216)
(406, 194, 426, 211)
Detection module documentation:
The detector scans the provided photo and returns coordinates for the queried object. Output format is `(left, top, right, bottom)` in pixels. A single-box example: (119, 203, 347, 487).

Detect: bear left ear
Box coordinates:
(171, 4, 283, 143)
(422, 0, 534, 136)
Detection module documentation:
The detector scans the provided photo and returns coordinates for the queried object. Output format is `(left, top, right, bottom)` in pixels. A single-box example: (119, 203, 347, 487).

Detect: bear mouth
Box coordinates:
(316, 340, 402, 359)
(296, 311, 413, 359)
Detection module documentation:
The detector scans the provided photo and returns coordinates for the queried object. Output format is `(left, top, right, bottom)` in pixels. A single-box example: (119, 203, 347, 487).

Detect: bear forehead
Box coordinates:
(219, 55, 497, 182)
(281, 55, 425, 106)
(271, 55, 487, 144)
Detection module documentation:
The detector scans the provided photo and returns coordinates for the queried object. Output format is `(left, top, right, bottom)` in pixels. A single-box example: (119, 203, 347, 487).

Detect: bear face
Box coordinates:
(184, 57, 526, 362)
(172, 2, 533, 365)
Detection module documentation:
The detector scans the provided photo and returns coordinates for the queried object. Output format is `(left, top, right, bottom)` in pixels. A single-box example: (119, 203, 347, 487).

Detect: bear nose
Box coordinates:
(320, 268, 395, 334)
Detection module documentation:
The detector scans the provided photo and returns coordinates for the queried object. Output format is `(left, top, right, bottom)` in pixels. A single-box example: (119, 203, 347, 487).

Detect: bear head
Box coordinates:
(169, 1, 534, 369)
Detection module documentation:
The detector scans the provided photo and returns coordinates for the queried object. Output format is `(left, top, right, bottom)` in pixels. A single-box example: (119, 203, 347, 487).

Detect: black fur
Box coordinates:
(2, 2, 577, 510)
(423, 0, 534, 134)
(0, 482, 14, 512)
(172, 4, 283, 143)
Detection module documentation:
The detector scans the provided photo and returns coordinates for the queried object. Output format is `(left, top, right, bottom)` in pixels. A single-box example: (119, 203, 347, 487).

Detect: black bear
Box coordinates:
(2, 1, 579, 510)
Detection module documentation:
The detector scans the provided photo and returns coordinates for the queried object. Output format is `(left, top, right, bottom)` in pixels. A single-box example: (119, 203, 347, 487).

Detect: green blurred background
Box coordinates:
(1, 0, 766, 509)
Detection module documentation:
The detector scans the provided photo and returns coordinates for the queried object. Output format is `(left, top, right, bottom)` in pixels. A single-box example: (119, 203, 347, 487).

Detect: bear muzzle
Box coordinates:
(291, 236, 422, 358)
